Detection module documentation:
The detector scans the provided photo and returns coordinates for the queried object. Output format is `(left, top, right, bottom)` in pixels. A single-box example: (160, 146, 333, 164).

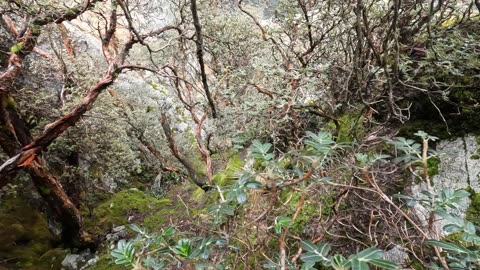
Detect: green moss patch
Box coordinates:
(328, 112, 366, 143)
(84, 189, 171, 235)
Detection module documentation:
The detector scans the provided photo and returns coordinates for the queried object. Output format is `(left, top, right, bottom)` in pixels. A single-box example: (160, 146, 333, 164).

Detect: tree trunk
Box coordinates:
(25, 159, 84, 246)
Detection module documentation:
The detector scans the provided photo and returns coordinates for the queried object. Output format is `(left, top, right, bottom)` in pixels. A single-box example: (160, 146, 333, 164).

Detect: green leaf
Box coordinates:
(351, 258, 369, 270)
(274, 216, 292, 234)
(331, 254, 350, 270)
(162, 226, 175, 237)
(426, 240, 472, 254)
(300, 241, 330, 263)
(354, 247, 383, 261)
(129, 224, 145, 234)
(368, 259, 400, 269)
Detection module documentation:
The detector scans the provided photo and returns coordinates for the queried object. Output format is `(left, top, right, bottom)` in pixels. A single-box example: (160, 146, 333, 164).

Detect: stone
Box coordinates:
(384, 245, 409, 265)
(106, 225, 128, 242)
(61, 249, 95, 270)
(61, 254, 82, 270)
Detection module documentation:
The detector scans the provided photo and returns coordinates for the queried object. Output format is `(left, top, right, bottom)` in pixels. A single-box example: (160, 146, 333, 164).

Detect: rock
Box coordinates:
(61, 254, 82, 270)
(106, 225, 128, 242)
(61, 249, 96, 270)
(80, 256, 99, 270)
(384, 245, 409, 265)
(112, 225, 126, 232)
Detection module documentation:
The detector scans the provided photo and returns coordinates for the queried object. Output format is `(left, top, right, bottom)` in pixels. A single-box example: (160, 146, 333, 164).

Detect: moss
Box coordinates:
(409, 260, 427, 270)
(443, 232, 472, 248)
(328, 112, 366, 143)
(427, 156, 440, 178)
(65, 8, 80, 17)
(279, 190, 334, 236)
(31, 24, 41, 35)
(0, 194, 58, 269)
(5, 96, 17, 109)
(10, 42, 24, 53)
(38, 186, 51, 195)
(84, 189, 171, 235)
(470, 154, 480, 160)
(466, 191, 480, 226)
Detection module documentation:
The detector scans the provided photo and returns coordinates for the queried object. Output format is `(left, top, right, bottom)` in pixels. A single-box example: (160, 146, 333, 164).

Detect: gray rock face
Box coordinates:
(411, 135, 480, 237)
(435, 136, 480, 190)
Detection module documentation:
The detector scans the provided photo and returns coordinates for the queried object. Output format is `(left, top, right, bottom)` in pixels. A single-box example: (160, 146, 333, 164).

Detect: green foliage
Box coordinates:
(274, 216, 292, 234)
(329, 113, 366, 143)
(213, 154, 244, 186)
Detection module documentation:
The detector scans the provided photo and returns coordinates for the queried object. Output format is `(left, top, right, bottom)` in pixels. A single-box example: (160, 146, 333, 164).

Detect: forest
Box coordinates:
(0, 0, 480, 269)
